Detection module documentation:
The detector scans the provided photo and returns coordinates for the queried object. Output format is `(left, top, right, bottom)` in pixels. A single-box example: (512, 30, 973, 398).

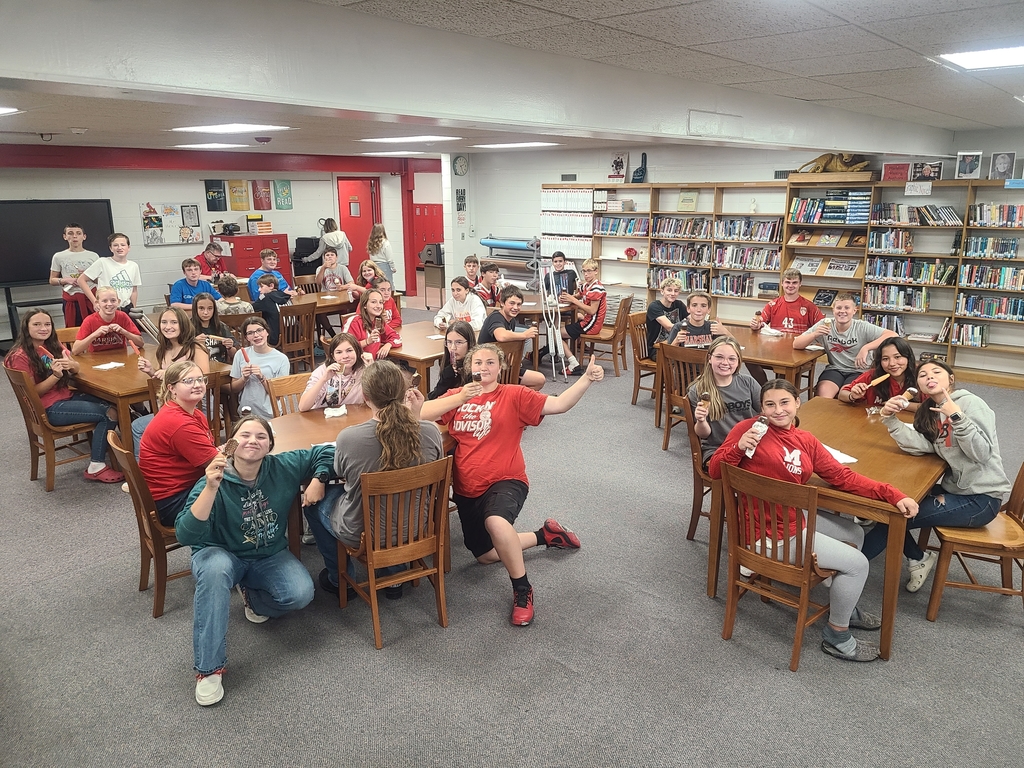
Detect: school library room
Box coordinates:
(2, 1, 1024, 766)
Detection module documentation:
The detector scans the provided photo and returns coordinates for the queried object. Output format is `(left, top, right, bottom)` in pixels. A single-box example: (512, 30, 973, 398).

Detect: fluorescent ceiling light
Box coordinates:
(0, 106, 20, 116)
(360, 135, 462, 143)
(940, 46, 1024, 70)
(361, 151, 425, 157)
(471, 141, 559, 149)
(174, 143, 251, 149)
(171, 123, 291, 134)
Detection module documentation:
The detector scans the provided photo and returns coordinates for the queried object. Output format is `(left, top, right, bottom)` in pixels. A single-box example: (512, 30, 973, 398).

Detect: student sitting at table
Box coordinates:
(229, 317, 291, 420)
(215, 275, 254, 316)
(170, 258, 222, 312)
(191, 292, 236, 365)
(793, 292, 896, 399)
(346, 288, 402, 360)
(304, 360, 445, 597)
(646, 276, 687, 361)
(428, 321, 475, 400)
(477, 285, 545, 391)
(313, 247, 360, 340)
(372, 276, 402, 331)
(250, 274, 291, 346)
(139, 360, 218, 526)
(5, 309, 123, 484)
(687, 337, 761, 468)
(299, 332, 372, 411)
(549, 258, 607, 376)
(178, 416, 331, 706)
(838, 337, 919, 412)
(71, 285, 146, 355)
(543, 251, 578, 297)
(246, 249, 301, 303)
(355, 260, 386, 297)
(746, 268, 824, 384)
(433, 277, 486, 331)
(473, 262, 502, 308)
(667, 290, 732, 348)
(862, 360, 1011, 593)
(463, 254, 480, 289)
(709, 379, 919, 662)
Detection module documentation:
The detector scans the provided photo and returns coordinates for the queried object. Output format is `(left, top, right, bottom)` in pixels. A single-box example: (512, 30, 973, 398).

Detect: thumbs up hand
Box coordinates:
(585, 354, 603, 382)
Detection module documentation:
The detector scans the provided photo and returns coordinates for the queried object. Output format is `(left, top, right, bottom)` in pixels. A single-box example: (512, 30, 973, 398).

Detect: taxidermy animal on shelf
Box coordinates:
(631, 152, 648, 183)
(796, 153, 870, 173)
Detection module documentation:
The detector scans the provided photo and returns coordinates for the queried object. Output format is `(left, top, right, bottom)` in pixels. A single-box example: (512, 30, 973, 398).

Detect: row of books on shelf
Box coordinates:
(862, 284, 930, 312)
(867, 229, 914, 255)
(594, 216, 650, 237)
(540, 188, 593, 213)
(647, 268, 708, 292)
(870, 203, 963, 227)
(539, 236, 593, 260)
(861, 312, 905, 335)
(652, 242, 712, 265)
(540, 211, 592, 236)
(968, 204, 1024, 228)
(788, 229, 866, 248)
(652, 216, 712, 239)
(789, 190, 870, 225)
(710, 273, 756, 298)
(963, 236, 1020, 259)
(866, 257, 957, 285)
(956, 293, 1024, 322)
(958, 263, 1024, 291)
(949, 320, 989, 348)
(713, 246, 781, 271)
(713, 217, 782, 242)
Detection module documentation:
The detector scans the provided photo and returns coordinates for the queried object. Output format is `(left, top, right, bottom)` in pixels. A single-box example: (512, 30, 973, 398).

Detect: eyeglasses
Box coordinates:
(177, 376, 208, 386)
(446, 340, 468, 348)
(246, 329, 266, 337)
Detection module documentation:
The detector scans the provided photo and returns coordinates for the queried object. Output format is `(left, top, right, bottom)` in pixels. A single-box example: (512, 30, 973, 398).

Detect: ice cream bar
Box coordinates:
(902, 387, 918, 399)
(128, 340, 141, 355)
(410, 372, 421, 388)
(472, 372, 483, 382)
(241, 348, 250, 363)
(698, 391, 710, 409)
(869, 373, 890, 386)
(223, 438, 238, 457)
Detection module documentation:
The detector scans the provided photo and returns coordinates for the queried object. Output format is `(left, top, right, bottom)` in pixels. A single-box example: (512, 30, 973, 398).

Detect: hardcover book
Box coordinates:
(812, 288, 837, 306)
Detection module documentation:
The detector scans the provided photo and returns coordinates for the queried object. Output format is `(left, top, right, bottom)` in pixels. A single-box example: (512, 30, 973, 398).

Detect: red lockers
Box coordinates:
(213, 234, 292, 284)
(412, 203, 444, 257)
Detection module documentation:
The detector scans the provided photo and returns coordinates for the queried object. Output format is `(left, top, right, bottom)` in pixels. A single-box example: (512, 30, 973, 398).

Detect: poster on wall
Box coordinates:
(204, 180, 227, 211)
(139, 202, 203, 246)
(609, 152, 628, 183)
(251, 180, 272, 210)
(228, 180, 250, 211)
(274, 180, 293, 210)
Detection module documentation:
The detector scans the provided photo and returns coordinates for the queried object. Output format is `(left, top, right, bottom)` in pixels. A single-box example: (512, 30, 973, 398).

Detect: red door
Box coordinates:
(336, 178, 380, 277)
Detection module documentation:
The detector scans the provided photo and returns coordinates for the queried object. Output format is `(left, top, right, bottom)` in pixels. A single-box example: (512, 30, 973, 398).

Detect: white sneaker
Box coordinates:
(121, 482, 130, 494)
(739, 565, 754, 577)
(906, 550, 938, 593)
(236, 585, 269, 623)
(195, 672, 224, 706)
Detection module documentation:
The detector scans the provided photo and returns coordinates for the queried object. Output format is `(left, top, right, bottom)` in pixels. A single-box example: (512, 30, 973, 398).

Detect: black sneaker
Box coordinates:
(568, 364, 585, 376)
(318, 568, 355, 600)
(537, 346, 550, 360)
(385, 585, 403, 600)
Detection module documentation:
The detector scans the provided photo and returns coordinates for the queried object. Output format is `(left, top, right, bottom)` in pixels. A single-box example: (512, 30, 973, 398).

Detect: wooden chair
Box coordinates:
(221, 311, 262, 343)
(494, 339, 524, 384)
(56, 326, 80, 348)
(236, 284, 251, 303)
(679, 398, 727, 597)
(268, 372, 312, 417)
(658, 342, 705, 451)
(4, 365, 95, 491)
(146, 369, 228, 443)
(106, 432, 190, 618)
(338, 456, 453, 649)
(922, 461, 1024, 622)
(277, 302, 317, 373)
(293, 274, 323, 293)
(626, 311, 661, 425)
(578, 294, 633, 377)
(720, 463, 836, 672)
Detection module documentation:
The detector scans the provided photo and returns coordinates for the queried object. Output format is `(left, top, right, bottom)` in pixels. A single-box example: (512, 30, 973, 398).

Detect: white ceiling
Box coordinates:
(2, 0, 1024, 155)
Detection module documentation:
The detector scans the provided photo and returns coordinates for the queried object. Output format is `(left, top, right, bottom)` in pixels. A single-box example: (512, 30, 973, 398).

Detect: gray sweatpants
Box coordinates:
(795, 511, 867, 628)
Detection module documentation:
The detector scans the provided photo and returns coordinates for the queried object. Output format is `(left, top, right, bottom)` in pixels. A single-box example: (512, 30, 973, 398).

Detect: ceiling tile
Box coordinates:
(515, 0, 698, 20)
(591, 46, 745, 75)
(771, 48, 929, 78)
(863, 6, 1024, 54)
(692, 25, 899, 64)
(728, 78, 865, 101)
(685, 64, 797, 85)
(807, 0, 1014, 24)
(346, 0, 571, 37)
(494, 20, 667, 59)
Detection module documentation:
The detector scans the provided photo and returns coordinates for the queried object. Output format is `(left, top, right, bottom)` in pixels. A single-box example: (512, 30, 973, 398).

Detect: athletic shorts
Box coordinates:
(817, 368, 860, 389)
(452, 479, 529, 558)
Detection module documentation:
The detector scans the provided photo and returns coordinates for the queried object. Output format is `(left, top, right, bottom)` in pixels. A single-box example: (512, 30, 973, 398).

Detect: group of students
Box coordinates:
(652, 268, 1010, 663)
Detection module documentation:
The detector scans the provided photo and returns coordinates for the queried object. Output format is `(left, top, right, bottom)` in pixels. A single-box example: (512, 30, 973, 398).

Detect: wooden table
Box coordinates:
(290, 290, 355, 315)
(726, 326, 823, 396)
(388, 320, 445, 395)
(707, 397, 945, 660)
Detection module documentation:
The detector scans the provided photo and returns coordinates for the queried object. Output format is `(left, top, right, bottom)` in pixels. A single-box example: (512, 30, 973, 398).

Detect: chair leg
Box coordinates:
(139, 545, 152, 592)
(790, 590, 810, 672)
(432, 563, 448, 628)
(722, 559, 740, 640)
(661, 400, 673, 451)
(44, 435, 57, 492)
(620, 340, 628, 372)
(925, 541, 955, 622)
(654, 366, 663, 429)
(368, 569, 384, 650)
(152, 549, 169, 619)
(29, 442, 41, 482)
(1000, 555, 1014, 590)
(686, 478, 704, 541)
(631, 367, 641, 405)
(706, 483, 725, 599)
(917, 527, 932, 552)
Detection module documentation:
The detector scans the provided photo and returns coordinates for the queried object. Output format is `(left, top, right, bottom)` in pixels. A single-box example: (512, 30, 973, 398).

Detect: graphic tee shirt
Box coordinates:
(319, 265, 354, 293)
(170, 277, 222, 306)
(545, 269, 578, 296)
(646, 299, 687, 355)
(687, 375, 762, 463)
(50, 249, 99, 296)
(668, 320, 717, 348)
(577, 280, 608, 334)
(813, 319, 886, 372)
(75, 310, 141, 352)
(82, 258, 142, 308)
(474, 282, 501, 307)
(760, 296, 824, 334)
(230, 346, 291, 418)
(440, 384, 547, 498)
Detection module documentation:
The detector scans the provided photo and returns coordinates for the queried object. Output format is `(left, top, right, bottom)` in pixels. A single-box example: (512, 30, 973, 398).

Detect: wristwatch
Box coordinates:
(949, 411, 964, 423)
(314, 470, 330, 484)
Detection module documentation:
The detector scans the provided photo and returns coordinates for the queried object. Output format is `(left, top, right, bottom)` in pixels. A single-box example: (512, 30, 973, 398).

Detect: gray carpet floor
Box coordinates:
(2, 307, 1023, 767)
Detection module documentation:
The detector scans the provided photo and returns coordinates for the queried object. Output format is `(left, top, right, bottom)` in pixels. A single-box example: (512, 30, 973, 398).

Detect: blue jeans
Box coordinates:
(46, 392, 118, 463)
(862, 485, 1002, 561)
(373, 259, 395, 286)
(132, 413, 154, 459)
(191, 547, 314, 674)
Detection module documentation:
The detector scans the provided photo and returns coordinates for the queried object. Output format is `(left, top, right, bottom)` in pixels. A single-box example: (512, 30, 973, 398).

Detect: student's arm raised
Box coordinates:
(541, 355, 603, 415)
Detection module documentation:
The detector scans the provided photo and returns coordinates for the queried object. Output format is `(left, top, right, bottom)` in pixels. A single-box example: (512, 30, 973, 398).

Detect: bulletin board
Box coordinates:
(140, 202, 203, 246)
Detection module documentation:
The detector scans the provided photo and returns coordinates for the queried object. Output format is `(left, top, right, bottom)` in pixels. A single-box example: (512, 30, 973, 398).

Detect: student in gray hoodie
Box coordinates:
(862, 360, 1011, 593)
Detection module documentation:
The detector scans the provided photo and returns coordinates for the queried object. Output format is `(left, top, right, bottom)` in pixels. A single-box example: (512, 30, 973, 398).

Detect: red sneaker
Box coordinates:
(510, 586, 534, 626)
(542, 519, 581, 549)
(83, 466, 125, 484)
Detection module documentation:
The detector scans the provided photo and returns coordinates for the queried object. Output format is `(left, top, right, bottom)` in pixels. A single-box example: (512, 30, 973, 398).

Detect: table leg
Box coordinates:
(879, 513, 906, 660)
(116, 399, 135, 452)
(415, 362, 430, 396)
(288, 496, 302, 558)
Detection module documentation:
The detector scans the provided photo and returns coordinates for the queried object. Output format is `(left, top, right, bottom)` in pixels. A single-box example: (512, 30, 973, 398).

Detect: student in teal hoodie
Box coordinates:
(177, 416, 334, 707)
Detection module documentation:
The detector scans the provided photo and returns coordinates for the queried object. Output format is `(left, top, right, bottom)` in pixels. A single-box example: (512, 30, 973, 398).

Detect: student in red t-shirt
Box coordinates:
(346, 288, 402, 359)
(420, 344, 604, 627)
(139, 360, 219, 526)
(71, 285, 145, 355)
(371, 276, 402, 331)
(747, 269, 825, 384)
(553, 258, 607, 376)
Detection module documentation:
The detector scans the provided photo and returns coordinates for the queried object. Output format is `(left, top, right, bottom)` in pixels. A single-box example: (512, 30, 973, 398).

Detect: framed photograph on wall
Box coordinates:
(956, 151, 982, 179)
(912, 161, 943, 181)
(989, 151, 1016, 180)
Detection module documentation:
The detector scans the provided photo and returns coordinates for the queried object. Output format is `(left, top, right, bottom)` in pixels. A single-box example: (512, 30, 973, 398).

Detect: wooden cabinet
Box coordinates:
(213, 234, 292, 284)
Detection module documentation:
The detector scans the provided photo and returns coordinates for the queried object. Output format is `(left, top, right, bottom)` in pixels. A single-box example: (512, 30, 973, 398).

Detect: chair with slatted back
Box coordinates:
(626, 311, 661, 424)
(4, 365, 96, 491)
(679, 398, 727, 597)
(577, 294, 632, 377)
(146, 369, 227, 444)
(277, 302, 317, 373)
(921, 461, 1024, 622)
(338, 456, 453, 648)
(658, 342, 706, 451)
(236, 284, 251, 303)
(720, 463, 837, 672)
(106, 432, 190, 618)
(56, 327, 80, 349)
(293, 274, 323, 293)
(221, 311, 262, 344)
(494, 339, 524, 384)
(268, 372, 312, 417)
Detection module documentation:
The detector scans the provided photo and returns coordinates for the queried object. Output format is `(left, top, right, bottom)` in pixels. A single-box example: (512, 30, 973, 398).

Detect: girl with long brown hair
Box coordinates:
(366, 223, 396, 285)
(346, 288, 401, 359)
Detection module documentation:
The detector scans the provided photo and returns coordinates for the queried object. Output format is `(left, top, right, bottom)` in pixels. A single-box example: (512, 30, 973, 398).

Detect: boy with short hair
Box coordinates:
(463, 254, 480, 288)
(553, 258, 607, 376)
(77, 233, 142, 313)
(667, 291, 733, 348)
(215, 274, 254, 315)
(793, 292, 896, 398)
(747, 268, 824, 383)
(72, 285, 145, 355)
(195, 242, 226, 284)
(247, 249, 300, 301)
(170, 258, 222, 311)
(49, 222, 100, 326)
(478, 285, 546, 390)
(251, 274, 290, 346)
(473, 262, 501, 307)
(229, 317, 291, 419)
(646, 277, 687, 361)
(543, 251, 578, 297)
